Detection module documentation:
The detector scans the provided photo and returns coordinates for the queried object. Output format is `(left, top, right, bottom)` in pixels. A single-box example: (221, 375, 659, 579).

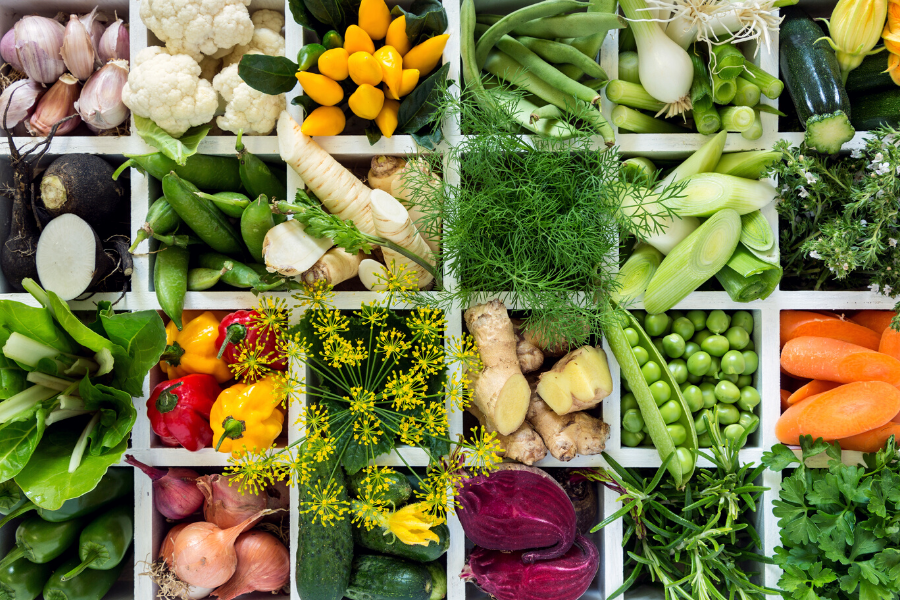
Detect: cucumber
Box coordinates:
(425, 562, 447, 600)
(296, 448, 353, 600)
(846, 51, 897, 97)
(345, 555, 433, 600)
(348, 470, 412, 507)
(850, 90, 900, 130)
(354, 523, 450, 563)
(779, 7, 854, 154)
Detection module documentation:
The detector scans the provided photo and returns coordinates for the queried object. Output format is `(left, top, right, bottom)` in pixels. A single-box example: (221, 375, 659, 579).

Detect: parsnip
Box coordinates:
(526, 384, 609, 461)
(468, 404, 547, 466)
(370, 189, 435, 289)
(263, 219, 332, 277)
(358, 258, 388, 291)
(277, 112, 376, 235)
(368, 156, 407, 193)
(537, 346, 613, 415)
(303, 248, 363, 286)
(390, 159, 442, 255)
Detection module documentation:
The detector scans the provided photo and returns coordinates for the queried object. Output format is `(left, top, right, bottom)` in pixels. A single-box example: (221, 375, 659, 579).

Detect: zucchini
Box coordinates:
(779, 7, 854, 154)
(348, 470, 412, 508)
(846, 51, 898, 97)
(296, 447, 353, 600)
(850, 90, 900, 130)
(354, 523, 450, 563)
(345, 554, 433, 600)
(425, 562, 447, 600)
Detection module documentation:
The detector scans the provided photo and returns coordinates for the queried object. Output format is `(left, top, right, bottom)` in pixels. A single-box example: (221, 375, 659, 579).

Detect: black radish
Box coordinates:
(35, 214, 116, 300)
(38, 154, 125, 225)
(1, 195, 40, 291)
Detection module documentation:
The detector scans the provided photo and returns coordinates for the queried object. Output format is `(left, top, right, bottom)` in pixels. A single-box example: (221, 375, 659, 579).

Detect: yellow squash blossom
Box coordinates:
(386, 502, 441, 546)
(884, 0, 900, 85)
(824, 0, 888, 81)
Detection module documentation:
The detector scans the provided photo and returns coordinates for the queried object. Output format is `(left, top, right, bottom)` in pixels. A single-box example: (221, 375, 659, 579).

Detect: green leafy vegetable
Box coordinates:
(132, 116, 210, 166)
(238, 54, 301, 96)
(80, 377, 136, 456)
(396, 63, 450, 146)
(0, 416, 46, 483)
(289, 0, 331, 37)
(0, 302, 74, 354)
(391, 0, 449, 48)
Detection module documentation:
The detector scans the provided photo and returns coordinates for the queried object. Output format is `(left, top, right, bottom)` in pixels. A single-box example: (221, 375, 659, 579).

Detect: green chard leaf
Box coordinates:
(391, 0, 448, 47)
(80, 377, 136, 456)
(0, 301, 74, 353)
(133, 116, 211, 166)
(0, 415, 46, 484)
(239, 54, 300, 95)
(97, 305, 166, 395)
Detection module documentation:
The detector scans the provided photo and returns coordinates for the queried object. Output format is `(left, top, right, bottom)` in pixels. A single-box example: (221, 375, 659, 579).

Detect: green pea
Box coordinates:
(644, 314, 670, 337)
(742, 351, 759, 375)
(724, 424, 747, 445)
(649, 380, 672, 405)
(721, 350, 745, 375)
(623, 378, 632, 392)
(662, 333, 686, 358)
(621, 393, 639, 412)
(701, 334, 730, 357)
(724, 326, 750, 350)
(667, 424, 687, 446)
(708, 356, 721, 376)
(737, 386, 761, 411)
(622, 430, 645, 447)
(686, 310, 707, 332)
(720, 373, 740, 384)
(668, 359, 688, 384)
(676, 447, 694, 473)
(716, 403, 740, 425)
(683, 385, 704, 412)
(694, 410, 709, 434)
(632, 345, 650, 367)
(692, 329, 713, 345)
(743, 339, 755, 352)
(687, 351, 711, 376)
(659, 400, 682, 424)
(652, 338, 666, 357)
(642, 361, 662, 383)
(624, 327, 640, 347)
(739, 412, 760, 435)
(672, 317, 695, 340)
(737, 374, 753, 388)
(622, 408, 645, 433)
(668, 310, 685, 321)
(631, 309, 646, 323)
(641, 421, 649, 434)
(699, 383, 717, 408)
(703, 376, 718, 386)
(683, 341, 700, 360)
(731, 310, 754, 334)
(697, 432, 712, 447)
(687, 372, 703, 384)
(715, 380, 741, 403)
(706, 309, 731, 334)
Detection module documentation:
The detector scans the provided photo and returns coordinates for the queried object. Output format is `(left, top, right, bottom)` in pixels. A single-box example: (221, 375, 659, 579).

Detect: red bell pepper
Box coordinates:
(146, 374, 220, 451)
(215, 310, 288, 371)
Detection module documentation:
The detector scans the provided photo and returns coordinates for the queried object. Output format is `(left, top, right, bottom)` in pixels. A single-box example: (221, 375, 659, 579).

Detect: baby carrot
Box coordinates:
(838, 422, 900, 452)
(786, 380, 841, 406)
(780, 310, 880, 350)
(850, 310, 895, 336)
(781, 336, 900, 387)
(780, 389, 791, 412)
(879, 326, 900, 363)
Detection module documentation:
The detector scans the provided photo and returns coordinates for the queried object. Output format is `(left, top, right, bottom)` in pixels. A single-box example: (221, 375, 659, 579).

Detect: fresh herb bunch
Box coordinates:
(582, 420, 774, 600)
(402, 85, 680, 347)
(769, 127, 900, 315)
(762, 436, 900, 600)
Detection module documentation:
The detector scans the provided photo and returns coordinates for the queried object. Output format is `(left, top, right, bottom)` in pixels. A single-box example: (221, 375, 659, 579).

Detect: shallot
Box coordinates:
(14, 16, 66, 83)
(27, 73, 80, 136)
(124, 455, 203, 521)
(213, 531, 290, 600)
(158, 523, 215, 600)
(196, 474, 267, 529)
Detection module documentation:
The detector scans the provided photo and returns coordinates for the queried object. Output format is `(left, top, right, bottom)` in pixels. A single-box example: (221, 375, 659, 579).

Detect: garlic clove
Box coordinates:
(27, 73, 81, 136)
(61, 14, 98, 81)
(79, 7, 107, 55)
(1, 29, 23, 72)
(98, 19, 129, 63)
(75, 59, 129, 131)
(0, 79, 45, 130)
(14, 16, 66, 84)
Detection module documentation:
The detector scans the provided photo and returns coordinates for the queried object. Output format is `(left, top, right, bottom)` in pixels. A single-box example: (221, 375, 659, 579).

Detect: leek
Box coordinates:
(741, 109, 763, 140)
(720, 106, 755, 132)
(644, 209, 742, 314)
(619, 51, 640, 84)
(606, 80, 666, 112)
(740, 211, 775, 252)
(727, 244, 778, 276)
(689, 49, 720, 134)
(613, 243, 664, 304)
(733, 77, 761, 107)
(713, 150, 780, 178)
(694, 103, 721, 135)
(711, 71, 737, 104)
(663, 173, 778, 216)
(710, 44, 744, 80)
(611, 106, 688, 133)
(743, 61, 784, 98)
(624, 157, 658, 180)
(716, 265, 781, 301)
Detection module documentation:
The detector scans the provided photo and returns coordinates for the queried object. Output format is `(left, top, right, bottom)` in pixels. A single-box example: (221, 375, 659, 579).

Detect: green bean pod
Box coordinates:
(62, 505, 133, 580)
(154, 244, 189, 330)
(197, 253, 286, 292)
(240, 195, 276, 263)
(0, 556, 56, 600)
(236, 132, 287, 201)
(194, 191, 251, 218)
(112, 153, 242, 191)
(187, 265, 231, 291)
(43, 555, 125, 600)
(0, 517, 85, 569)
(129, 197, 182, 253)
(162, 173, 244, 255)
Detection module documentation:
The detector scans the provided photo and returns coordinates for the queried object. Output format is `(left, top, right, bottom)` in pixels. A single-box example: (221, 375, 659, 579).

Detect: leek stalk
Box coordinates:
(619, 51, 640, 84)
(727, 244, 778, 276)
(624, 157, 657, 180)
(613, 243, 664, 304)
(716, 248, 782, 302)
(742, 61, 784, 98)
(620, 26, 637, 52)
(710, 44, 745, 80)
(694, 103, 721, 134)
(644, 209, 742, 314)
(720, 106, 756, 132)
(733, 77, 761, 107)
(611, 106, 688, 133)
(740, 211, 775, 252)
(741, 109, 763, 140)
(711, 71, 737, 104)
(663, 173, 778, 216)
(657, 131, 727, 189)
(689, 50, 720, 134)
(713, 150, 780, 179)
(606, 80, 666, 112)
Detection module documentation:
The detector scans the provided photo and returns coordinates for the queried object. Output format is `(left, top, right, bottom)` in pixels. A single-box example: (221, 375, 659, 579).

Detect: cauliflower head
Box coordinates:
(221, 26, 285, 67)
(212, 61, 285, 136)
(140, 0, 254, 61)
(251, 9, 285, 33)
(122, 47, 218, 137)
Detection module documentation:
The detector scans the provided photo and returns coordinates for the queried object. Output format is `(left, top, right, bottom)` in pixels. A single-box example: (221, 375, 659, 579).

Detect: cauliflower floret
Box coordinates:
(251, 9, 285, 33)
(222, 27, 285, 67)
(212, 61, 285, 135)
(198, 55, 222, 82)
(122, 47, 218, 137)
(140, 0, 254, 61)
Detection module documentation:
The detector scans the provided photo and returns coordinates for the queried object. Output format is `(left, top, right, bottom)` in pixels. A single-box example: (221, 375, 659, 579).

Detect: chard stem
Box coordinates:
(68, 412, 100, 473)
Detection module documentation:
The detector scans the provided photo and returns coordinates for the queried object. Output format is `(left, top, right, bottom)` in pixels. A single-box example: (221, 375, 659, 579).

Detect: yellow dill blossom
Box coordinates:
(322, 335, 366, 368)
(292, 279, 335, 311)
(252, 296, 291, 336)
(411, 343, 445, 376)
(388, 372, 427, 411)
(444, 373, 472, 412)
(377, 260, 418, 293)
(376, 329, 411, 361)
(423, 402, 448, 436)
(287, 452, 311, 487)
(278, 332, 310, 364)
(467, 427, 503, 475)
(358, 301, 389, 327)
(358, 466, 397, 498)
(407, 307, 446, 343)
(313, 309, 350, 340)
(297, 403, 330, 436)
(229, 340, 274, 382)
(398, 415, 424, 445)
(307, 432, 336, 462)
(353, 413, 383, 446)
(348, 386, 376, 415)
(386, 502, 440, 546)
(301, 479, 350, 527)
(448, 334, 483, 371)
(225, 444, 283, 494)
(351, 497, 391, 531)
(274, 372, 305, 407)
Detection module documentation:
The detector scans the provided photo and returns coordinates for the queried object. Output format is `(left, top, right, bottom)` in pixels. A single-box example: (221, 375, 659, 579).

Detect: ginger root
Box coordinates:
(515, 329, 544, 374)
(511, 318, 570, 357)
(302, 248, 363, 286)
(527, 382, 609, 461)
(537, 346, 613, 415)
(368, 156, 407, 193)
(468, 404, 547, 466)
(464, 300, 531, 436)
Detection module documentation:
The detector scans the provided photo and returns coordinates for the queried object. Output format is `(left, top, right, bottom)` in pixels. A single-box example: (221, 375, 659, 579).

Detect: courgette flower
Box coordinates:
(822, 0, 888, 81)
(386, 502, 440, 546)
(883, 0, 900, 85)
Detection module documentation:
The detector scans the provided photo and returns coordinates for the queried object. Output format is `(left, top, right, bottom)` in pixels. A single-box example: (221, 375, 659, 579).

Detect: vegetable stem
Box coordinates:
(612, 106, 687, 133)
(69, 412, 101, 474)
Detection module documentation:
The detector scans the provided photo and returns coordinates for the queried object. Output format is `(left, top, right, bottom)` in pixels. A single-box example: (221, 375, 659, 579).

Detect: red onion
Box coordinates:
(197, 474, 267, 529)
(125, 455, 204, 520)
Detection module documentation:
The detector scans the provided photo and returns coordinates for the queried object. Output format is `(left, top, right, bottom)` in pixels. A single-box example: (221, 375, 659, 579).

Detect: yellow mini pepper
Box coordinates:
(358, 0, 391, 41)
(386, 16, 411, 56)
(160, 311, 232, 384)
(375, 99, 399, 137)
(345, 24, 376, 55)
(211, 374, 285, 455)
(301, 106, 346, 136)
(403, 34, 450, 75)
(374, 45, 403, 98)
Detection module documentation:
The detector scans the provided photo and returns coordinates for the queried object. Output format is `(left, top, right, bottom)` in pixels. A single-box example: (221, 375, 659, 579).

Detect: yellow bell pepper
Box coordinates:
(160, 311, 232, 383)
(403, 34, 449, 75)
(211, 374, 285, 455)
(374, 45, 403, 98)
(358, 0, 391, 41)
(386, 16, 411, 56)
(301, 106, 347, 136)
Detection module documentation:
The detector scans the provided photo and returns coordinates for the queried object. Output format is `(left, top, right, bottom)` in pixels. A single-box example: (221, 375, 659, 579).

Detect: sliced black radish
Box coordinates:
(36, 214, 115, 300)
(39, 154, 125, 226)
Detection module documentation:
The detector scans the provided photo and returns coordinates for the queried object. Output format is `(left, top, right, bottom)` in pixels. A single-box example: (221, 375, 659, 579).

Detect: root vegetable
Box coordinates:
(786, 380, 840, 407)
(781, 336, 900, 386)
(35, 214, 116, 300)
(468, 403, 547, 466)
(302, 248, 363, 286)
(850, 311, 895, 335)
(358, 258, 389, 290)
(367, 155, 407, 192)
(838, 422, 900, 452)
(1, 191, 40, 291)
(536, 346, 613, 415)
(262, 219, 331, 277)
(212, 531, 289, 600)
(464, 301, 531, 436)
(515, 328, 544, 374)
(388, 159, 442, 255)
(38, 154, 125, 226)
(369, 188, 435, 288)
(552, 470, 598, 534)
(277, 112, 375, 235)
(780, 310, 880, 350)
(527, 382, 609, 461)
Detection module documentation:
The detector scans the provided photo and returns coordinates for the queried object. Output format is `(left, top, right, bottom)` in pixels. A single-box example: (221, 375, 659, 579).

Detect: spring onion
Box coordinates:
(652, 0, 784, 51)
(695, 103, 722, 134)
(658, 130, 727, 188)
(713, 150, 780, 178)
(624, 157, 658, 180)
(711, 44, 745, 79)
(742, 61, 784, 98)
(613, 243, 664, 304)
(606, 80, 666, 112)
(612, 106, 688, 133)
(733, 77, 761, 106)
(741, 109, 763, 140)
(711, 70, 737, 104)
(689, 49, 721, 134)
(727, 243, 778, 275)
(720, 105, 756, 132)
(739, 210, 775, 252)
(644, 208, 742, 313)
(619, 51, 641, 84)
(716, 264, 781, 302)
(663, 173, 777, 216)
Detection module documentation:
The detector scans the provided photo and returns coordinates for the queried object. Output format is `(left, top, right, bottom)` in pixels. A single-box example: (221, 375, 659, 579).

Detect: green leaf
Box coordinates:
(798, 435, 840, 462)
(303, 0, 348, 32)
(365, 126, 382, 146)
(15, 421, 127, 510)
(291, 94, 318, 114)
(762, 443, 801, 471)
(391, 0, 448, 47)
(397, 62, 449, 136)
(133, 116, 210, 167)
(239, 54, 299, 95)
(79, 377, 136, 456)
(0, 415, 45, 484)
(290, 0, 329, 36)
(410, 124, 443, 150)
(0, 301, 74, 354)
(97, 306, 166, 396)
(0, 355, 26, 400)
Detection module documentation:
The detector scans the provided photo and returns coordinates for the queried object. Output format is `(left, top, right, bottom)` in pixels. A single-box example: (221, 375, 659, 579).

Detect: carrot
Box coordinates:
(780, 311, 880, 350)
(850, 310, 896, 336)
(781, 336, 900, 386)
(775, 381, 900, 444)
(879, 327, 900, 363)
(786, 380, 841, 406)
(780, 389, 792, 412)
(838, 422, 900, 452)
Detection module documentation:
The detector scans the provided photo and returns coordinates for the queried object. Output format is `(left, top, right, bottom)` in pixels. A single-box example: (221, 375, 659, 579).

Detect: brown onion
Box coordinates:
(159, 523, 215, 600)
(212, 531, 290, 600)
(196, 474, 267, 529)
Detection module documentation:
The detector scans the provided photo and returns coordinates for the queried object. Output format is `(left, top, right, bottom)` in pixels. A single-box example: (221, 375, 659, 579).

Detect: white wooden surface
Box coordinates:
(0, 0, 872, 599)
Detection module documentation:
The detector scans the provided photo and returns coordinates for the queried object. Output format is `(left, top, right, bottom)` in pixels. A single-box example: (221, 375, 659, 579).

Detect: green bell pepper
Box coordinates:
(0, 556, 56, 600)
(61, 505, 133, 580)
(43, 555, 125, 600)
(0, 517, 85, 569)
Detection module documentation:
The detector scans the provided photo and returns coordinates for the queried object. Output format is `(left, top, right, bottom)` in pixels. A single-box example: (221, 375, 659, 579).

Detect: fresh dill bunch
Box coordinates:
(400, 84, 679, 347)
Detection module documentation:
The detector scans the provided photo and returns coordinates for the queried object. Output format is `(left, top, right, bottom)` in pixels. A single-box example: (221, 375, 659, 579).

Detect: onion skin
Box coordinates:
(197, 474, 267, 529)
(461, 533, 600, 600)
(456, 465, 577, 563)
(159, 523, 216, 600)
(1, 29, 22, 72)
(213, 531, 290, 600)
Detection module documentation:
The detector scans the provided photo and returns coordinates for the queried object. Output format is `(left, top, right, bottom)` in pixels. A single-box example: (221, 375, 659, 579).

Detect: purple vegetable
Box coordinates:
(461, 533, 600, 600)
(456, 465, 577, 563)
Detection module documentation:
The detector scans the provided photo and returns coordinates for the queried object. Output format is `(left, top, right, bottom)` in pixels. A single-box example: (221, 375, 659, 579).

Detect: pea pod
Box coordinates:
(62, 505, 133, 580)
(297, 43, 327, 70)
(241, 195, 276, 263)
(187, 264, 232, 291)
(162, 173, 244, 255)
(151, 233, 204, 249)
(195, 191, 250, 218)
(43, 554, 124, 600)
(129, 197, 182, 253)
(154, 244, 189, 329)
(197, 253, 286, 292)
(603, 311, 698, 487)
(236, 132, 287, 201)
(0, 517, 85, 569)
(0, 556, 56, 600)
(112, 152, 242, 191)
